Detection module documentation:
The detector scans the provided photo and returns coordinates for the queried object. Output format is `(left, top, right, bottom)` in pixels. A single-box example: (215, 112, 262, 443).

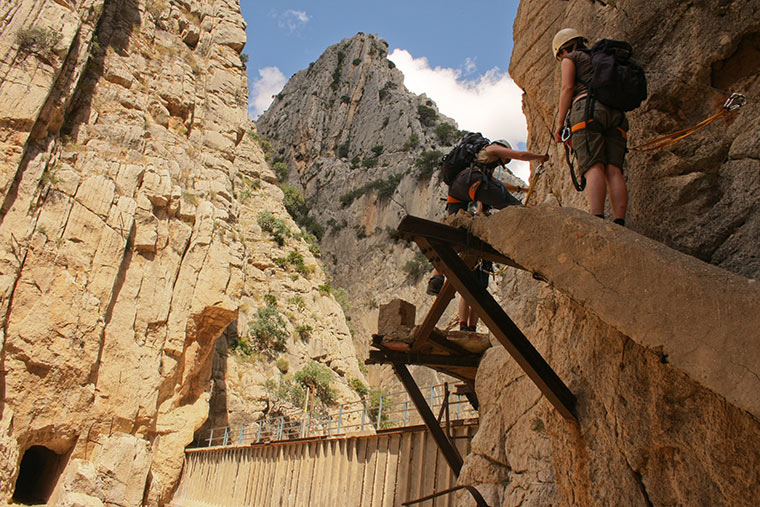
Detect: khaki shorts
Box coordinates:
(569, 97, 629, 174)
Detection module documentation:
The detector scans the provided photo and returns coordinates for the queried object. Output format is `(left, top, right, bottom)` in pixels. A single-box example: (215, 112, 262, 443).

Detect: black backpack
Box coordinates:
(440, 132, 491, 185)
(583, 39, 647, 112)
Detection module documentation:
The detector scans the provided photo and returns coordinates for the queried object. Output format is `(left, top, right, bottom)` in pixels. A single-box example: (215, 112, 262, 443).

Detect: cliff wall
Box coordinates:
(511, 0, 760, 279)
(451, 0, 760, 504)
(0, 1, 364, 505)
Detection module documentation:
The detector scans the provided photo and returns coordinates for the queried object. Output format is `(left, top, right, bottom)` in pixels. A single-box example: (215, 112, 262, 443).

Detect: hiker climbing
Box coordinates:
(428, 134, 547, 296)
(444, 135, 548, 214)
(428, 135, 547, 333)
(552, 28, 647, 227)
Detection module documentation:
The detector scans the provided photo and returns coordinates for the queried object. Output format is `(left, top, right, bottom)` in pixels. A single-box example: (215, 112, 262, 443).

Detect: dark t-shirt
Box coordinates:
(566, 50, 593, 97)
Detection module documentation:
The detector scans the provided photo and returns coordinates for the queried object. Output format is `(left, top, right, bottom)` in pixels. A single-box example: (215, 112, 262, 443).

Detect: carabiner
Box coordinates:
(560, 126, 572, 144)
(723, 92, 747, 112)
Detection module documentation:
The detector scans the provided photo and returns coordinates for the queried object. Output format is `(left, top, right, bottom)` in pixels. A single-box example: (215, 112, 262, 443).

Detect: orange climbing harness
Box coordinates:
(629, 92, 746, 152)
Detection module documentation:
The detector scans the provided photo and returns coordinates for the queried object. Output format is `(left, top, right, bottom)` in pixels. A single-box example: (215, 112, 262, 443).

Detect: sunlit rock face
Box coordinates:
(453, 1, 760, 504)
(0, 0, 366, 505)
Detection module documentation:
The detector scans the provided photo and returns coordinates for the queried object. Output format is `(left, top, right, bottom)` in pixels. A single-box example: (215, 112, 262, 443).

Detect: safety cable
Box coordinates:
(629, 92, 747, 152)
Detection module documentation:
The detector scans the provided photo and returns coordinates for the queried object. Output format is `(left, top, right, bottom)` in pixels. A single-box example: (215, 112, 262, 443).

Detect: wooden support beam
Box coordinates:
(420, 237, 578, 421)
(410, 253, 478, 353)
(398, 215, 524, 270)
(367, 350, 481, 368)
(392, 363, 464, 476)
(411, 279, 457, 352)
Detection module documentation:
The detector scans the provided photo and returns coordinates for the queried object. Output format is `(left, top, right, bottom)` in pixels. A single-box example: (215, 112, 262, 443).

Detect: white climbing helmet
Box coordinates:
(492, 139, 512, 164)
(552, 28, 586, 59)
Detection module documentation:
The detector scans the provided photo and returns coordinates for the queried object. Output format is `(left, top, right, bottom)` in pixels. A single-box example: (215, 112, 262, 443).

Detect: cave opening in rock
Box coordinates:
(12, 445, 64, 504)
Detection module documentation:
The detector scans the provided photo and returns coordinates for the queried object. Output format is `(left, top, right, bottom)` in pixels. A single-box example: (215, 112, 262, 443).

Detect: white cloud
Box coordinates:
(388, 49, 533, 182)
(249, 66, 286, 119)
(275, 9, 310, 33)
(463, 57, 477, 75)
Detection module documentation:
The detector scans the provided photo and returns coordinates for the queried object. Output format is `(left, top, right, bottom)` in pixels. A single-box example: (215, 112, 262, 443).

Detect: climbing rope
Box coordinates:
(629, 92, 747, 152)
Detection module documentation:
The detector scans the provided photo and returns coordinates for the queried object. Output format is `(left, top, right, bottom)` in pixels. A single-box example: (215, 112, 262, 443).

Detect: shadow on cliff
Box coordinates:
(194, 321, 234, 444)
(60, 0, 141, 139)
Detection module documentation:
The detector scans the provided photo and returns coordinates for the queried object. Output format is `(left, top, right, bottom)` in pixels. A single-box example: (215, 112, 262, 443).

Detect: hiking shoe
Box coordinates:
(426, 274, 444, 295)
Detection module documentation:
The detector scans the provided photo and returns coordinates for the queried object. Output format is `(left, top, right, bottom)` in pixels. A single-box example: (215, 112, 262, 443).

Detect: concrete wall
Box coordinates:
(170, 423, 478, 507)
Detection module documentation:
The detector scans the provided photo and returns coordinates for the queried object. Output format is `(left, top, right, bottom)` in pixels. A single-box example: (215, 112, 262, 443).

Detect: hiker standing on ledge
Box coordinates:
(553, 28, 629, 226)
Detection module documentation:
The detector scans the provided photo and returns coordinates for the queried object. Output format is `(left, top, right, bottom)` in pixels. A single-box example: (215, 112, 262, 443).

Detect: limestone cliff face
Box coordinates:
(0, 0, 364, 505)
(256, 33, 524, 385)
(511, 0, 760, 279)
(454, 207, 760, 506)
(452, 1, 760, 504)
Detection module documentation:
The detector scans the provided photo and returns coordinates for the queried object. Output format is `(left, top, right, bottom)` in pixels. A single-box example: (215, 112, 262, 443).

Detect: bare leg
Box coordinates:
(584, 163, 607, 216)
(468, 310, 478, 330)
(605, 164, 628, 220)
(458, 296, 468, 325)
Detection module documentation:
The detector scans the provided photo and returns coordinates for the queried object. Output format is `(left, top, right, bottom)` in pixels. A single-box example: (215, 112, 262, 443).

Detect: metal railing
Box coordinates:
(191, 383, 478, 448)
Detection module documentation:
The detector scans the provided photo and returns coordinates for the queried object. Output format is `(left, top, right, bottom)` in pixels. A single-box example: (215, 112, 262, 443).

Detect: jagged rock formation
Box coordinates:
(256, 33, 524, 384)
(451, 0, 760, 504)
(0, 0, 365, 505)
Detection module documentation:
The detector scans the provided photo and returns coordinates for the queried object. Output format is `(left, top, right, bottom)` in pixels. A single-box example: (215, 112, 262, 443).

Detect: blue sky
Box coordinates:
(239, 1, 532, 180)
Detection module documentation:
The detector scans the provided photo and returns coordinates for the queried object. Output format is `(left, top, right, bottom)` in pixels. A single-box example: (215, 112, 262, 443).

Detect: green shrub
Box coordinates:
(288, 296, 306, 310)
(273, 161, 289, 182)
(402, 134, 420, 151)
(352, 58, 361, 65)
(378, 81, 397, 101)
(331, 51, 345, 91)
(247, 304, 289, 356)
(417, 105, 437, 127)
(295, 324, 313, 340)
(276, 358, 290, 373)
(339, 173, 403, 207)
(16, 27, 60, 55)
(402, 253, 432, 281)
(281, 183, 305, 217)
(240, 53, 249, 65)
(348, 377, 369, 397)
(350, 156, 361, 169)
(294, 362, 336, 406)
(371, 145, 384, 156)
(257, 211, 290, 246)
(340, 95, 351, 104)
(414, 150, 444, 180)
(367, 388, 392, 425)
(434, 123, 459, 145)
(263, 293, 277, 306)
(331, 287, 351, 314)
(268, 377, 306, 408)
(362, 157, 378, 168)
(337, 141, 350, 158)
(231, 337, 253, 356)
(376, 173, 402, 200)
(258, 138, 273, 155)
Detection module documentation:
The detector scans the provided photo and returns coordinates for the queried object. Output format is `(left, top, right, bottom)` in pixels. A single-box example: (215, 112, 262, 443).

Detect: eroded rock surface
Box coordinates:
(454, 206, 760, 506)
(0, 0, 365, 505)
(511, 0, 760, 279)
